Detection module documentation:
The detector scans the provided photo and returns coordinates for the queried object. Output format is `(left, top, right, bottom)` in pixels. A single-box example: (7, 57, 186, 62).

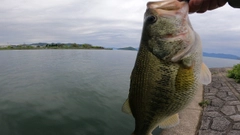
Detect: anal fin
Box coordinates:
(159, 113, 180, 129)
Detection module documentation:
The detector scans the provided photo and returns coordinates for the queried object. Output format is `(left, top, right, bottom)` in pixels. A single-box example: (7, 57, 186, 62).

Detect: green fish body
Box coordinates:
(122, 1, 211, 135)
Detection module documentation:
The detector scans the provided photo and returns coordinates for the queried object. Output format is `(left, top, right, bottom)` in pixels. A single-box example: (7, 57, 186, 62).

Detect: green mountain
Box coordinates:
(118, 47, 137, 51)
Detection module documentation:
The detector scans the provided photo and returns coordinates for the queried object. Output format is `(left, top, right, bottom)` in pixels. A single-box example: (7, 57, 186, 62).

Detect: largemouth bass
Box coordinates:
(122, 0, 211, 135)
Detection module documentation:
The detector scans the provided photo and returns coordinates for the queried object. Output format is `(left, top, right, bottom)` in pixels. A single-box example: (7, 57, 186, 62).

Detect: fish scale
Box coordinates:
(130, 45, 183, 134)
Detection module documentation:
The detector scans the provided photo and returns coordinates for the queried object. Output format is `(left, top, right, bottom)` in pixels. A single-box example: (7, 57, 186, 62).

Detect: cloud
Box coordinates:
(0, 0, 239, 56)
(189, 5, 240, 56)
(0, 0, 146, 47)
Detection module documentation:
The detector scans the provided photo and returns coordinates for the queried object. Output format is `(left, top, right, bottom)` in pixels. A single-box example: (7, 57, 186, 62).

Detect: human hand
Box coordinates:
(179, 0, 228, 13)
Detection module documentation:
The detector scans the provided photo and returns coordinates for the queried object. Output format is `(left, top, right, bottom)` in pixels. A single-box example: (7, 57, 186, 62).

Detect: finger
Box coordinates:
(193, 0, 202, 5)
(197, 0, 210, 13)
(209, 0, 218, 10)
(189, 0, 202, 13)
(217, 0, 227, 7)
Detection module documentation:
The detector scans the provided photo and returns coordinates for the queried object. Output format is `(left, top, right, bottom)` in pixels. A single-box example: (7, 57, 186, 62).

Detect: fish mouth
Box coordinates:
(146, 0, 188, 17)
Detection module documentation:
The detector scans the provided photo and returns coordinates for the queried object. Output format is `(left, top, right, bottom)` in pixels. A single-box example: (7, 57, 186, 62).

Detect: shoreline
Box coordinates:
(0, 48, 110, 51)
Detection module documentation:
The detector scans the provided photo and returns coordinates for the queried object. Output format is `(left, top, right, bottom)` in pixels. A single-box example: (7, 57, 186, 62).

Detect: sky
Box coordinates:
(0, 0, 239, 56)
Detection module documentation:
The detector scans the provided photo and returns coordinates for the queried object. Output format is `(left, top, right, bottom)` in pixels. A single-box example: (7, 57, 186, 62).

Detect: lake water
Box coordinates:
(0, 50, 239, 135)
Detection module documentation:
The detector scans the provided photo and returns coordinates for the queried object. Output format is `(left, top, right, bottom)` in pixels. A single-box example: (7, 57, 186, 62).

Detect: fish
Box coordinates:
(122, 0, 212, 135)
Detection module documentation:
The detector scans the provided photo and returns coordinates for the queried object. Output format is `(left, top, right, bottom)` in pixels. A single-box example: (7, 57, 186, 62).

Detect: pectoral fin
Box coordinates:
(159, 113, 180, 129)
(122, 98, 132, 115)
(200, 63, 211, 85)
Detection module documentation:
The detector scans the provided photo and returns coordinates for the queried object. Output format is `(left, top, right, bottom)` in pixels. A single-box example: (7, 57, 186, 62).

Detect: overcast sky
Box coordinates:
(0, 0, 239, 55)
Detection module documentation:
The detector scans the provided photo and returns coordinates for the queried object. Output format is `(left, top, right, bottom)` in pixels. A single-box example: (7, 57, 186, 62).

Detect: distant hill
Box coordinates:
(1, 42, 106, 50)
(203, 52, 240, 60)
(118, 47, 137, 51)
(29, 43, 80, 46)
(30, 43, 48, 46)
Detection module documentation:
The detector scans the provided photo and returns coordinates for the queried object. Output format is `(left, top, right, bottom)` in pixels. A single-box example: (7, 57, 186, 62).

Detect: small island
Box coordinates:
(117, 46, 137, 51)
(0, 43, 112, 50)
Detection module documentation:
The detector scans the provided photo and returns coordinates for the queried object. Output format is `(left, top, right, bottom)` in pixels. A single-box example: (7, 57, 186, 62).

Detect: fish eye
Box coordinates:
(146, 15, 157, 24)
